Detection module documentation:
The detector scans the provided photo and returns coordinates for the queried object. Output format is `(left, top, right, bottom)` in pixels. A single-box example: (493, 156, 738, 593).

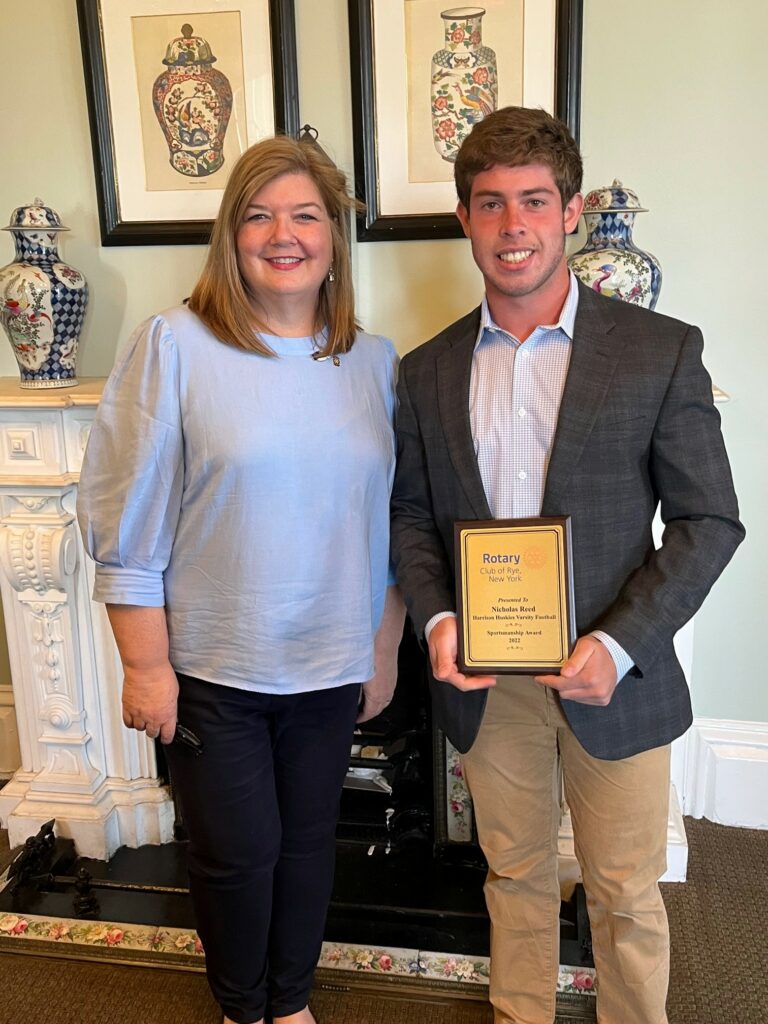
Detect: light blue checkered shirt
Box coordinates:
(427, 272, 633, 682)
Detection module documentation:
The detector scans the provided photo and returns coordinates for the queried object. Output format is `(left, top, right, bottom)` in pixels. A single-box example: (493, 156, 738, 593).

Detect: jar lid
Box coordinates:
(162, 24, 217, 67)
(583, 180, 647, 213)
(3, 198, 69, 232)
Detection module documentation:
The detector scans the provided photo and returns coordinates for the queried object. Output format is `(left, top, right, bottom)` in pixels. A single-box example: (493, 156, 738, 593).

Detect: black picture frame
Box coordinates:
(77, 0, 300, 246)
(348, 0, 584, 242)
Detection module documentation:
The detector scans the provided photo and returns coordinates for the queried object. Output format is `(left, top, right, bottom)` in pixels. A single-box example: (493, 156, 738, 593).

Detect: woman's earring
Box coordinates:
(327, 264, 335, 283)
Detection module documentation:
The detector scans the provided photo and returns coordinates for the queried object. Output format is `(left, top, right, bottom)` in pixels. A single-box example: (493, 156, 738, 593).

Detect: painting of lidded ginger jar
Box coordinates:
(152, 23, 233, 178)
(431, 7, 498, 163)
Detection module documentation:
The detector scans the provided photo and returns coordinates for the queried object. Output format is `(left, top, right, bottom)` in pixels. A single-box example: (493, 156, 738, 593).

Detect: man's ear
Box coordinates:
(456, 202, 471, 239)
(563, 192, 584, 235)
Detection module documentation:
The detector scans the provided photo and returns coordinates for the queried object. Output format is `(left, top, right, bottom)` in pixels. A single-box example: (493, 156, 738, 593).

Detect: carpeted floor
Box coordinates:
(0, 817, 766, 1023)
(662, 818, 767, 1023)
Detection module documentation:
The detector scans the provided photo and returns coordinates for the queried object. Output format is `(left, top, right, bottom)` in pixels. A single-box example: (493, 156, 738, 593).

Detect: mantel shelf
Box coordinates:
(0, 377, 106, 408)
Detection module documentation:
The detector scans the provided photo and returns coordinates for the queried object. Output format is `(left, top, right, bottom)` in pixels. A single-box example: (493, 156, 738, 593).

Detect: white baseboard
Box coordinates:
(682, 718, 768, 828)
(665, 784, 688, 881)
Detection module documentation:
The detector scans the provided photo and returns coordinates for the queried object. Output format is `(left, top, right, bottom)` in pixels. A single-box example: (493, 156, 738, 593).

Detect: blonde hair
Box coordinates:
(189, 136, 361, 357)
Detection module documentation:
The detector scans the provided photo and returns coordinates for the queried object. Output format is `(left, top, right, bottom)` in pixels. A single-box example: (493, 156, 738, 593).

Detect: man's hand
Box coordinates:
(122, 662, 179, 743)
(428, 617, 496, 692)
(535, 635, 617, 706)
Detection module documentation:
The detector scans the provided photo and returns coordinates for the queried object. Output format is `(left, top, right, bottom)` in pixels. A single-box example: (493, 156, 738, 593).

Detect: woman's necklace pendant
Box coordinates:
(312, 352, 341, 367)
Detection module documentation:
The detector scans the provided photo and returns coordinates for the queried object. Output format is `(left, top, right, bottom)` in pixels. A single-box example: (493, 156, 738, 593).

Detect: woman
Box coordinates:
(77, 136, 404, 1024)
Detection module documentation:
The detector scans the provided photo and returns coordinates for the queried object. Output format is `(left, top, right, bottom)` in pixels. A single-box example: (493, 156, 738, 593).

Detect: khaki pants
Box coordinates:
(461, 675, 670, 1024)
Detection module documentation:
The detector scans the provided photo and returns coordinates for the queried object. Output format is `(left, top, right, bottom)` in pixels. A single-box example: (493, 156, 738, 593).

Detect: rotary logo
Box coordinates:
(523, 547, 546, 569)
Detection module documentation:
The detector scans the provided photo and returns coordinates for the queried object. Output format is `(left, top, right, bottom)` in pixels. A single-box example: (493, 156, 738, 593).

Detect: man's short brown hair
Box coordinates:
(454, 106, 583, 209)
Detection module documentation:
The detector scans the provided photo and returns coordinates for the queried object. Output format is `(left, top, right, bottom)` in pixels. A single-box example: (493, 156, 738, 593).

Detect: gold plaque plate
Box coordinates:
(455, 517, 576, 674)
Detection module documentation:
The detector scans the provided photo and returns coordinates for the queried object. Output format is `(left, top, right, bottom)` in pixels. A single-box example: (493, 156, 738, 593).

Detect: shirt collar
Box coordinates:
(476, 270, 580, 348)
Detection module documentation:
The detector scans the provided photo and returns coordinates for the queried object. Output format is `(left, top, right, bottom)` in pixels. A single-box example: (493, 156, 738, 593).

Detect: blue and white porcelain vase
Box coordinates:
(0, 199, 87, 388)
(568, 180, 662, 310)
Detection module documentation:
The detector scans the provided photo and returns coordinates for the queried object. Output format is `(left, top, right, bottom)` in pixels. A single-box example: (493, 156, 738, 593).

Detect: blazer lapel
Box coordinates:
(436, 309, 492, 520)
(542, 284, 625, 512)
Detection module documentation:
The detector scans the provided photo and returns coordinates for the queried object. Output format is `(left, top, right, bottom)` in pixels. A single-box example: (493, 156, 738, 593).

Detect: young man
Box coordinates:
(390, 107, 744, 1024)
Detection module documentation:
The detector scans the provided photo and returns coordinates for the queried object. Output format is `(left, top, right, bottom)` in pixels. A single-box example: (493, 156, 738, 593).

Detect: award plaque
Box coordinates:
(455, 517, 576, 675)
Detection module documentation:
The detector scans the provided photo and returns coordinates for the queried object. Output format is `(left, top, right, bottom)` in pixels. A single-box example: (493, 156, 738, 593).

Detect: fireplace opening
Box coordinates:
(339, 621, 435, 856)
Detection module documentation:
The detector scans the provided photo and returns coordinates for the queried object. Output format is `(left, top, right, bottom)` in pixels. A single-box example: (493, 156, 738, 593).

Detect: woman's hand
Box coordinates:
(357, 674, 396, 724)
(357, 585, 407, 724)
(106, 605, 178, 744)
(122, 662, 179, 743)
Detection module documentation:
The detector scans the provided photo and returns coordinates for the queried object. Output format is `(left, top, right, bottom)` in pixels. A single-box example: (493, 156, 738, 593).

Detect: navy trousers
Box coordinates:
(165, 674, 360, 1023)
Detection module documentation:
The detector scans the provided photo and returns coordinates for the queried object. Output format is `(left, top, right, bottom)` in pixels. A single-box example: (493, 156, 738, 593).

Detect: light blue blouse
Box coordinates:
(77, 306, 398, 694)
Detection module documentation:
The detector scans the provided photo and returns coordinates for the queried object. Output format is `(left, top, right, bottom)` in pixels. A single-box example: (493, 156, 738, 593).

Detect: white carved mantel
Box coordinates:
(0, 378, 174, 859)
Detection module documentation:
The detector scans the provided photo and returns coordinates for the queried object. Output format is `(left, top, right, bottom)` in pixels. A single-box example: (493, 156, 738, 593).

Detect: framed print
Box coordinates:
(348, 0, 583, 241)
(77, 0, 300, 245)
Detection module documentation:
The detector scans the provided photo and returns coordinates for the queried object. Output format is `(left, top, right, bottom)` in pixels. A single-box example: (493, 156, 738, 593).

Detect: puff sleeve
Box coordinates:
(76, 315, 184, 606)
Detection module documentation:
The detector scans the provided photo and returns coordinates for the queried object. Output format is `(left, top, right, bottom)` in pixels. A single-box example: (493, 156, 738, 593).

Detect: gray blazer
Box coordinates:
(390, 283, 744, 759)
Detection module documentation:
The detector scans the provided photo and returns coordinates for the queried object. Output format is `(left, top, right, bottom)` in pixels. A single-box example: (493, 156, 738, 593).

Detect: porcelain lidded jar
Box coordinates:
(431, 7, 498, 163)
(152, 23, 233, 178)
(0, 199, 88, 388)
(568, 180, 662, 310)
